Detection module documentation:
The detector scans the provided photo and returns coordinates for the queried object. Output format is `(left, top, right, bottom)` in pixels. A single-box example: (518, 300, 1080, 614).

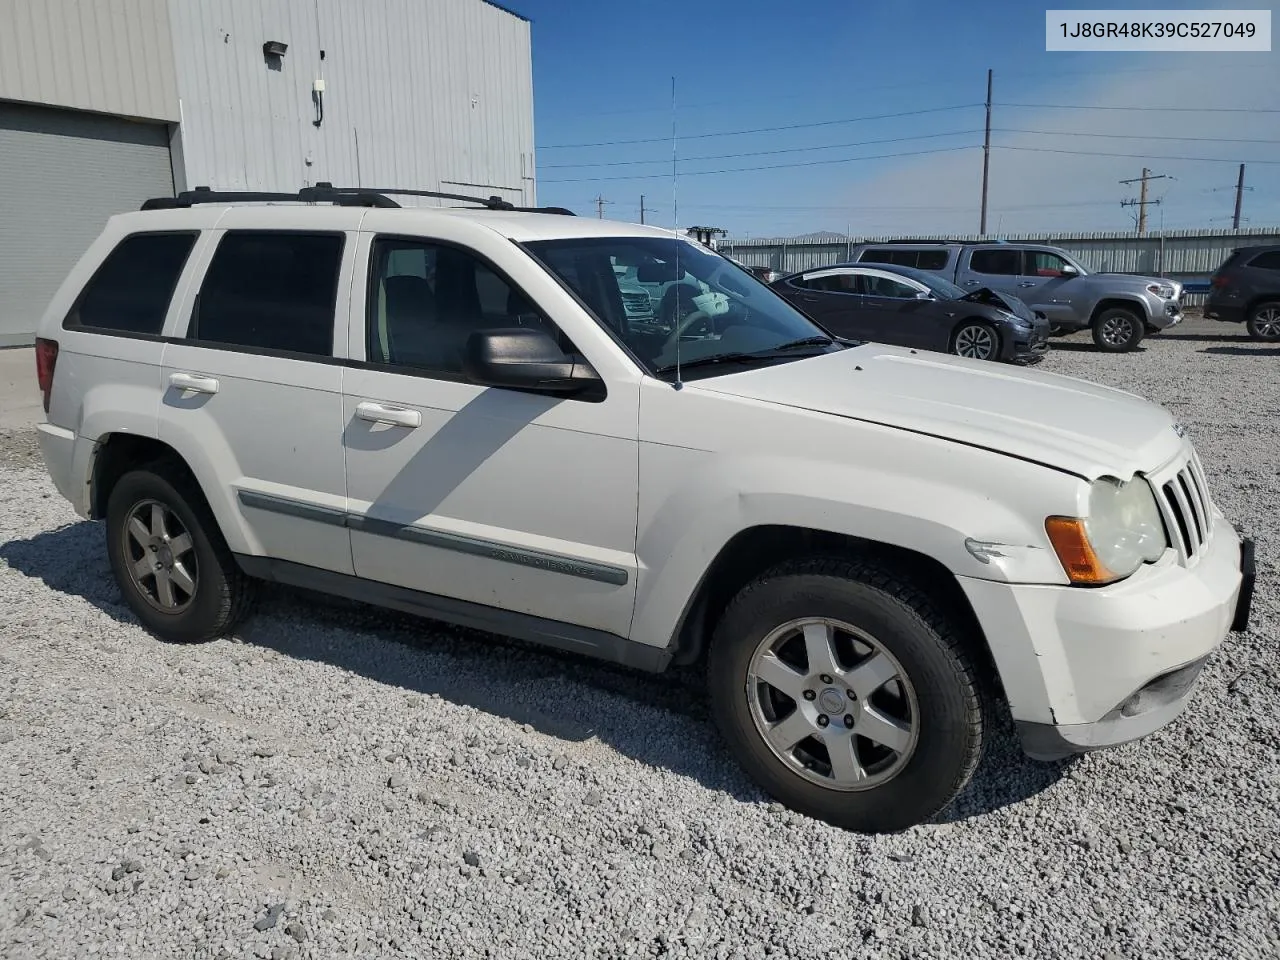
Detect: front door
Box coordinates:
(160, 225, 356, 574)
(1017, 249, 1079, 327)
(341, 232, 641, 638)
(854, 270, 936, 349)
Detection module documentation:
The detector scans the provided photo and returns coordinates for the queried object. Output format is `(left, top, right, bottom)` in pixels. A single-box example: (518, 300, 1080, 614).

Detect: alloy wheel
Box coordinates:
(121, 499, 198, 612)
(954, 325, 996, 360)
(1100, 314, 1135, 348)
(745, 617, 919, 791)
(1251, 306, 1280, 339)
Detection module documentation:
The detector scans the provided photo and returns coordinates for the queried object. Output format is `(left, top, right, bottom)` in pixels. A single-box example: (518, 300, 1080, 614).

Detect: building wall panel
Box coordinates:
(0, 0, 179, 121)
(168, 0, 535, 204)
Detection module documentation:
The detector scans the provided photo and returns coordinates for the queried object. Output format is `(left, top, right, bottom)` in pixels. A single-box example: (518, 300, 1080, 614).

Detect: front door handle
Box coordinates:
(356, 401, 421, 429)
(799, 295, 820, 303)
(1018, 281, 1036, 287)
(168, 373, 219, 395)
(963, 280, 981, 286)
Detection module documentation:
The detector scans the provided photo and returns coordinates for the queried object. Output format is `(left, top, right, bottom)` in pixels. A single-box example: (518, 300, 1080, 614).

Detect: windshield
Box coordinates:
(876, 264, 968, 300)
(524, 236, 840, 378)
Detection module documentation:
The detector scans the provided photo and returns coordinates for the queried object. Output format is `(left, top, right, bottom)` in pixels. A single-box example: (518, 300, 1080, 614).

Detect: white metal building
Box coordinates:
(0, 0, 535, 346)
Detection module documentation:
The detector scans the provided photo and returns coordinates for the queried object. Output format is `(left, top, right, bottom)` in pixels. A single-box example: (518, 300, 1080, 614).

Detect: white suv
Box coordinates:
(33, 185, 1254, 832)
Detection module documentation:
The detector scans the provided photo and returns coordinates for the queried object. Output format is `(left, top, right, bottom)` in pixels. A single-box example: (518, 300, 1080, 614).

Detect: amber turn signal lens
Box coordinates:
(1044, 517, 1117, 585)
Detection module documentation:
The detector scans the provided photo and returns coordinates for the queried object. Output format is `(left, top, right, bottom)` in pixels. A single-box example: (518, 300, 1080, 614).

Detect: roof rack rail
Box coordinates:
(141, 182, 575, 215)
(349, 186, 575, 215)
(875, 238, 954, 244)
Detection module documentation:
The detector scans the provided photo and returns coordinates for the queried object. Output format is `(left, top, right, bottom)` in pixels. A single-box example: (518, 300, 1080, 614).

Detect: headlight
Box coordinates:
(1046, 477, 1167, 584)
(1147, 283, 1176, 299)
(998, 310, 1031, 328)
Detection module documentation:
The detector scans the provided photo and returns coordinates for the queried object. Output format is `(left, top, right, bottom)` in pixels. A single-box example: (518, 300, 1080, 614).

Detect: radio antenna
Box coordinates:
(672, 75, 683, 390)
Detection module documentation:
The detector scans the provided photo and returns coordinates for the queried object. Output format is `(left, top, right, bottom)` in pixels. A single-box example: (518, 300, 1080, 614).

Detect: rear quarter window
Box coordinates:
(64, 232, 198, 335)
(1246, 250, 1280, 271)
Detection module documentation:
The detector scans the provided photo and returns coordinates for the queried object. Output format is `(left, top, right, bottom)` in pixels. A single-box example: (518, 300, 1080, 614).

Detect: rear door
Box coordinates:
(958, 247, 1022, 298)
(160, 214, 358, 574)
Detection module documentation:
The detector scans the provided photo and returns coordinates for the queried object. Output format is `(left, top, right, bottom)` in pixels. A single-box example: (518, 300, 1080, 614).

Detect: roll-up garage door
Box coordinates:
(0, 101, 174, 346)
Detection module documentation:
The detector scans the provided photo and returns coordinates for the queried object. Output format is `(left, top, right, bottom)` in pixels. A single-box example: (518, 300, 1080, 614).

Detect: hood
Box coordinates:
(1092, 272, 1178, 292)
(691, 344, 1183, 480)
(958, 287, 1037, 322)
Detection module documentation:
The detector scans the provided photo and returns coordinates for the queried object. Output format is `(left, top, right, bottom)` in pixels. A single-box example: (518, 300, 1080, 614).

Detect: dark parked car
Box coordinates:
(1205, 245, 1280, 341)
(770, 263, 1050, 363)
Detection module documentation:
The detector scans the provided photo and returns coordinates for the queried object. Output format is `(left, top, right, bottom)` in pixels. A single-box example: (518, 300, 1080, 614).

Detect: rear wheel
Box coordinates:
(708, 559, 985, 833)
(1245, 301, 1280, 342)
(950, 321, 1000, 361)
(106, 467, 255, 643)
(1091, 307, 1144, 352)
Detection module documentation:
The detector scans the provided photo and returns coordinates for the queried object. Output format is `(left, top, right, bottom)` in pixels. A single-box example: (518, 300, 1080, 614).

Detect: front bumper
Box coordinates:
(1147, 300, 1183, 331)
(959, 515, 1247, 760)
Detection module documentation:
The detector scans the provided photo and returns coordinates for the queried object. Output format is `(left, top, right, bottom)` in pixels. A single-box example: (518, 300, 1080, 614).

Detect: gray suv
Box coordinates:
(850, 242, 1183, 353)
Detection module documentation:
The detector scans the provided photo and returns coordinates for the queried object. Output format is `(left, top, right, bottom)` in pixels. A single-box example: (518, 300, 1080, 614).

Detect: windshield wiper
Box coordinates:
(653, 353, 767, 375)
(769, 335, 836, 351)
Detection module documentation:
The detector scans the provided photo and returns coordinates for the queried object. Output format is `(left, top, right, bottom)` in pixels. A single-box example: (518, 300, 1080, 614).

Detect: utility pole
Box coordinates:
(1119, 167, 1168, 236)
(593, 194, 610, 219)
(639, 194, 655, 225)
(980, 68, 992, 236)
(1233, 163, 1246, 230)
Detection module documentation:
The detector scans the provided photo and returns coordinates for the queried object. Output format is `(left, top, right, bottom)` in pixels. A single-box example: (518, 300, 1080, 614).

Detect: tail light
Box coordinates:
(35, 338, 59, 413)
(1210, 274, 1229, 288)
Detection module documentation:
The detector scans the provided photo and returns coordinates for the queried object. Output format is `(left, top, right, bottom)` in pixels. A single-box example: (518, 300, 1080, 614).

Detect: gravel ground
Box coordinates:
(1, 318, 1277, 960)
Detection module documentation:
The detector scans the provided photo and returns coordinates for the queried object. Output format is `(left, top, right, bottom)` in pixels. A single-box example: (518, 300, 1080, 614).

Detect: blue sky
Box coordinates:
(514, 0, 1280, 238)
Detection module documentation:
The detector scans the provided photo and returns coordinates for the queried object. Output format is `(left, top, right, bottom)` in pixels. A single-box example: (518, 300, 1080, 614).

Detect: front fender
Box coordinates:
(629, 437, 1081, 650)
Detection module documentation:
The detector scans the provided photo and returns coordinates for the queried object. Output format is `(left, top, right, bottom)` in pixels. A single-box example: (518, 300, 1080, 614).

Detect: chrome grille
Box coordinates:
(1153, 452, 1213, 564)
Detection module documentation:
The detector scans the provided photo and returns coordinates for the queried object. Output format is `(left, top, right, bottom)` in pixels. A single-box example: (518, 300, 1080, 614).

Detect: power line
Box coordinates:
(997, 102, 1280, 114)
(540, 144, 978, 184)
(996, 128, 1280, 146)
(538, 130, 981, 169)
(536, 103, 980, 149)
(996, 144, 1280, 165)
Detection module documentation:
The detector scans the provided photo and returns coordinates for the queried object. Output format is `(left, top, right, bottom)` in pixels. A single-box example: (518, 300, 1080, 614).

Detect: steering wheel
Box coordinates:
(662, 305, 713, 351)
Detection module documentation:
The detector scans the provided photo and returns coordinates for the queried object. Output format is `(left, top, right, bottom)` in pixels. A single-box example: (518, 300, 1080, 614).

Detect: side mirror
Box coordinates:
(1059, 264, 1079, 277)
(463, 328, 602, 396)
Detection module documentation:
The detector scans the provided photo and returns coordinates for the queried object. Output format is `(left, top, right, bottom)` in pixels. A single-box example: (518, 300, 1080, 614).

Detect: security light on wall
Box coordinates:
(263, 40, 288, 58)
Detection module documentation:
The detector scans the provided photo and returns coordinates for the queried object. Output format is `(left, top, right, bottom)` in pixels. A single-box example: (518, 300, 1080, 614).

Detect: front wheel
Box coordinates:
(707, 559, 985, 833)
(950, 321, 1000, 361)
(1245, 301, 1280, 341)
(1091, 308, 1144, 352)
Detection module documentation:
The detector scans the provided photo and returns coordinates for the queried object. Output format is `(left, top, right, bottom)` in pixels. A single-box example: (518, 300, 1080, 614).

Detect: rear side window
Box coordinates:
(969, 249, 1021, 276)
(190, 231, 344, 356)
(65, 232, 197, 335)
(858, 248, 949, 271)
(1247, 250, 1280, 271)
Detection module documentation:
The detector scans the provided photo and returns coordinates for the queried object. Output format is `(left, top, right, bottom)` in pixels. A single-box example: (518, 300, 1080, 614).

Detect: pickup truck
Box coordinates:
(848, 242, 1183, 353)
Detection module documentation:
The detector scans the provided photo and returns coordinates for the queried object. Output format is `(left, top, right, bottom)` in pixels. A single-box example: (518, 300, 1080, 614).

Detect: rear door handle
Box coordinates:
(355, 401, 421, 429)
(1018, 281, 1036, 287)
(962, 280, 981, 286)
(168, 373, 219, 395)
(800, 295, 820, 303)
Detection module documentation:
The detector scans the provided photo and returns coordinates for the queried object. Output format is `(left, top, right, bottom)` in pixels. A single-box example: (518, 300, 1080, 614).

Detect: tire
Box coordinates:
(707, 559, 985, 833)
(1245, 301, 1280, 342)
(950, 321, 1000, 361)
(1091, 307, 1144, 352)
(105, 465, 255, 643)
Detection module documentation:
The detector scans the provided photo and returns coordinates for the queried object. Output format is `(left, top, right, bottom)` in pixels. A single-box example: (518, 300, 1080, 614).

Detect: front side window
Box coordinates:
(191, 232, 344, 356)
(1026, 250, 1073, 277)
(366, 238, 573, 377)
(524, 236, 840, 378)
(66, 232, 197, 335)
(969, 248, 1021, 276)
(861, 273, 921, 299)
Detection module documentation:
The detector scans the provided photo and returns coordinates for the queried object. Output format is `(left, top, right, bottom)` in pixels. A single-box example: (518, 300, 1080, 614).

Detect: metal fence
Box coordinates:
(719, 227, 1280, 305)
